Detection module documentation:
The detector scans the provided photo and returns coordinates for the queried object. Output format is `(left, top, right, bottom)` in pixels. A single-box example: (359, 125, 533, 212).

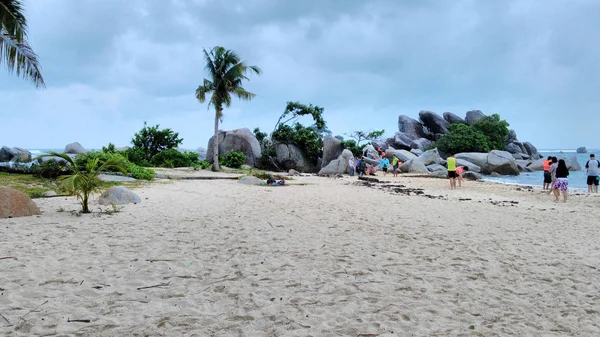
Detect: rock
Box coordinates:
(98, 186, 141, 205)
(577, 147, 588, 154)
(238, 176, 266, 186)
(465, 110, 486, 125)
(429, 170, 448, 178)
(38, 155, 68, 165)
(7, 147, 31, 162)
(507, 129, 518, 143)
(511, 153, 524, 160)
(397, 115, 426, 139)
(410, 149, 423, 156)
(319, 149, 353, 175)
(0, 146, 12, 162)
(195, 147, 207, 160)
(443, 112, 466, 124)
(43, 190, 58, 197)
(456, 159, 481, 173)
(427, 164, 446, 172)
(505, 143, 522, 154)
(206, 128, 262, 166)
(523, 142, 541, 159)
(64, 142, 87, 154)
(363, 145, 380, 160)
(527, 158, 546, 171)
(0, 187, 41, 218)
(387, 132, 414, 150)
(490, 172, 501, 177)
(399, 158, 429, 174)
(388, 149, 417, 163)
(410, 138, 433, 151)
(321, 137, 344, 168)
(371, 140, 388, 152)
(274, 142, 318, 173)
(487, 150, 520, 175)
(463, 171, 483, 181)
(419, 110, 450, 134)
(455, 153, 489, 169)
(515, 160, 530, 172)
(418, 148, 442, 166)
(98, 174, 137, 182)
(288, 169, 300, 176)
(560, 155, 581, 171)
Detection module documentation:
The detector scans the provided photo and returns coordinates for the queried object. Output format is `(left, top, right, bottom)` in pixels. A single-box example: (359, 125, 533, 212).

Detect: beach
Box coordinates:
(2, 173, 600, 336)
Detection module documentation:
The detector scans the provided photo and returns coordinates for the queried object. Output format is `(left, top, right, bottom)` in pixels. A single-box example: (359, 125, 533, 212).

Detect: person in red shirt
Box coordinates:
(542, 156, 552, 190)
(456, 166, 469, 187)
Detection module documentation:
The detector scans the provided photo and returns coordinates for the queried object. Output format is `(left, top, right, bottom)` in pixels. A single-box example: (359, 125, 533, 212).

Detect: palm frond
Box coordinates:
(0, 0, 27, 40)
(97, 156, 128, 174)
(38, 151, 75, 167)
(233, 87, 256, 101)
(202, 47, 217, 79)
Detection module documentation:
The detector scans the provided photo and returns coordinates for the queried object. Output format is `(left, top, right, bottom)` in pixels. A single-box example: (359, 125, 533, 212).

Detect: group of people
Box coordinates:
(348, 152, 403, 178)
(541, 153, 599, 202)
(446, 154, 469, 190)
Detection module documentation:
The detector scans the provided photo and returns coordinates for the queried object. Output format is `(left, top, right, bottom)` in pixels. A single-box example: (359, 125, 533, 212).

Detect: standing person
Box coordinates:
(553, 159, 569, 202)
(447, 154, 458, 190)
(542, 156, 553, 190)
(547, 156, 558, 195)
(456, 165, 469, 187)
(358, 157, 367, 176)
(391, 155, 401, 177)
(380, 154, 390, 176)
(585, 154, 600, 193)
(348, 157, 355, 176)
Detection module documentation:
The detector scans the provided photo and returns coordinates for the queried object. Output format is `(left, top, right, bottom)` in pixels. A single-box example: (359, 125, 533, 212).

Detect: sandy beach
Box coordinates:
(2, 173, 600, 336)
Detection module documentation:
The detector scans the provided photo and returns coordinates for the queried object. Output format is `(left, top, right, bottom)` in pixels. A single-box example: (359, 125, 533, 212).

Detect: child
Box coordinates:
(456, 165, 469, 187)
(391, 155, 402, 177)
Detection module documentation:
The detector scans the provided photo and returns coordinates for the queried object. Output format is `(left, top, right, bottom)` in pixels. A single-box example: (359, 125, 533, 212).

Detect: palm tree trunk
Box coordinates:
(212, 105, 221, 171)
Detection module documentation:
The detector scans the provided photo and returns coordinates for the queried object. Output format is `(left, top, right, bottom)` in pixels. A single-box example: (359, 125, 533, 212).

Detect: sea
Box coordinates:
(2, 148, 599, 190)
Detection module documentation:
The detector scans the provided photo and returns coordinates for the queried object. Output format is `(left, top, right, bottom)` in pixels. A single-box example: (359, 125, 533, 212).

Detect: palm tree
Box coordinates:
(41, 152, 127, 213)
(1, 0, 45, 88)
(195, 46, 260, 171)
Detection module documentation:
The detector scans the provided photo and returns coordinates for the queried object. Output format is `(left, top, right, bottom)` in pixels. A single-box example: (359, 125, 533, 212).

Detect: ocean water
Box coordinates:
(482, 150, 600, 191)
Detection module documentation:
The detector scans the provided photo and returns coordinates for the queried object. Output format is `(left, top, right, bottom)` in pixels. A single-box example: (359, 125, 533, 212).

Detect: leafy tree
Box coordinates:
(272, 101, 325, 133)
(42, 152, 127, 213)
(472, 114, 510, 151)
(102, 143, 116, 153)
(131, 122, 183, 163)
(253, 127, 268, 143)
(150, 148, 199, 168)
(196, 46, 261, 171)
(1, 0, 44, 88)
(435, 123, 490, 154)
(346, 129, 385, 146)
(272, 123, 323, 163)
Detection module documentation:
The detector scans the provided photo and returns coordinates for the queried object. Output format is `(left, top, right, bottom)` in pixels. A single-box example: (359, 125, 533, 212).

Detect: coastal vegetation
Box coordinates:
(0, 0, 45, 87)
(341, 129, 385, 157)
(196, 46, 261, 171)
(434, 114, 510, 154)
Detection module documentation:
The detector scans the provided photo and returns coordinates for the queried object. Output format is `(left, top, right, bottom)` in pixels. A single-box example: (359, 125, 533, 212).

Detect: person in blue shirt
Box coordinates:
(379, 154, 390, 176)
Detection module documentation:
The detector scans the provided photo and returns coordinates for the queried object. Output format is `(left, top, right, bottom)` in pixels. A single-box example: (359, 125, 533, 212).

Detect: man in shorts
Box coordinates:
(585, 154, 600, 193)
(447, 154, 457, 190)
(542, 156, 552, 190)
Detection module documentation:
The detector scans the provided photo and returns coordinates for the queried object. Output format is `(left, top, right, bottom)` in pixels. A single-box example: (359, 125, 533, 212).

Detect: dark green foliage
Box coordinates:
(150, 149, 200, 168)
(102, 143, 116, 153)
(340, 140, 365, 158)
(119, 148, 150, 167)
(273, 102, 326, 131)
(131, 122, 183, 162)
(472, 114, 510, 151)
(192, 160, 211, 170)
(435, 123, 490, 154)
(253, 127, 268, 143)
(272, 123, 323, 163)
(31, 160, 69, 179)
(346, 129, 385, 146)
(219, 150, 246, 169)
(74, 151, 155, 180)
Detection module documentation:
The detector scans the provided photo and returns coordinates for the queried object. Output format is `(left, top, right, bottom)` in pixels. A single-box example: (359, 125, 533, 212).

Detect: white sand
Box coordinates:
(2, 174, 600, 336)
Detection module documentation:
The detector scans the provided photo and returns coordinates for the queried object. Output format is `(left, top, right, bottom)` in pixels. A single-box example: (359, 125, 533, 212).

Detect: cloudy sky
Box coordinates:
(1, 0, 599, 150)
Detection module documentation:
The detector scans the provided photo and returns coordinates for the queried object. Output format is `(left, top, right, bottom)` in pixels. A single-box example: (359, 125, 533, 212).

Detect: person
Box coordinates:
(456, 165, 469, 187)
(546, 156, 558, 195)
(348, 157, 355, 176)
(377, 146, 383, 157)
(357, 157, 367, 177)
(585, 154, 600, 193)
(367, 164, 376, 176)
(542, 156, 553, 190)
(391, 155, 401, 177)
(553, 159, 569, 202)
(447, 154, 457, 190)
(379, 154, 390, 176)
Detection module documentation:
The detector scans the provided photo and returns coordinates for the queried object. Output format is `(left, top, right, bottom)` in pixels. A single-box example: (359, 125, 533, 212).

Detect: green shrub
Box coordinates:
(118, 147, 150, 167)
(131, 122, 183, 162)
(472, 114, 510, 151)
(150, 149, 199, 168)
(74, 151, 155, 180)
(272, 123, 322, 163)
(340, 140, 365, 158)
(128, 165, 155, 180)
(435, 123, 490, 154)
(219, 150, 246, 169)
(31, 160, 70, 178)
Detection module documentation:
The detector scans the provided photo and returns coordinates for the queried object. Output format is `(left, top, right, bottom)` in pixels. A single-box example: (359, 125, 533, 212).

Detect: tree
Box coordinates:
(41, 152, 127, 213)
(345, 129, 385, 146)
(195, 46, 261, 171)
(435, 123, 490, 154)
(131, 122, 183, 163)
(472, 114, 510, 151)
(1, 0, 45, 88)
(272, 102, 325, 133)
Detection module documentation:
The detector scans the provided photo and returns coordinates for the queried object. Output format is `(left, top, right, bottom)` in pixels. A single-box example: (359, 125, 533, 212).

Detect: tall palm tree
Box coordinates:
(1, 0, 45, 88)
(195, 46, 260, 171)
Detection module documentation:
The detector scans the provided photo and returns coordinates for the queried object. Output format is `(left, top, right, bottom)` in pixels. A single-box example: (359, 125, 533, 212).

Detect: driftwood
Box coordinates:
(67, 318, 91, 323)
(137, 281, 171, 290)
(0, 257, 17, 261)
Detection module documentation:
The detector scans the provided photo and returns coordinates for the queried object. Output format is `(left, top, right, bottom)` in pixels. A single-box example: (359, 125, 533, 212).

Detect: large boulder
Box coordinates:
(98, 186, 141, 206)
(238, 176, 266, 186)
(7, 147, 31, 162)
(465, 110, 485, 125)
(419, 110, 450, 134)
(0, 146, 12, 162)
(397, 115, 426, 139)
(363, 145, 380, 160)
(417, 148, 442, 166)
(522, 141, 541, 160)
(410, 149, 424, 156)
(527, 158, 546, 171)
(206, 128, 262, 166)
(319, 149, 353, 175)
(388, 149, 417, 163)
(561, 155, 581, 171)
(463, 171, 483, 181)
(427, 164, 446, 173)
(321, 137, 344, 168)
(456, 159, 481, 173)
(455, 153, 489, 169)
(507, 129, 518, 143)
(410, 138, 433, 151)
(443, 112, 466, 125)
(515, 160, 531, 172)
(274, 143, 318, 173)
(371, 140, 388, 152)
(64, 142, 87, 154)
(577, 147, 588, 154)
(387, 132, 414, 150)
(505, 143, 522, 154)
(195, 147, 207, 160)
(399, 158, 429, 174)
(0, 187, 41, 218)
(487, 150, 520, 175)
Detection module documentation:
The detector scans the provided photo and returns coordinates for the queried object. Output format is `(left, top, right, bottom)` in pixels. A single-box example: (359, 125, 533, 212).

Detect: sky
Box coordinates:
(1, 0, 599, 151)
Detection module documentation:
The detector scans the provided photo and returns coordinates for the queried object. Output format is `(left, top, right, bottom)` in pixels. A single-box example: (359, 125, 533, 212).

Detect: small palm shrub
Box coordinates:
(219, 150, 246, 169)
